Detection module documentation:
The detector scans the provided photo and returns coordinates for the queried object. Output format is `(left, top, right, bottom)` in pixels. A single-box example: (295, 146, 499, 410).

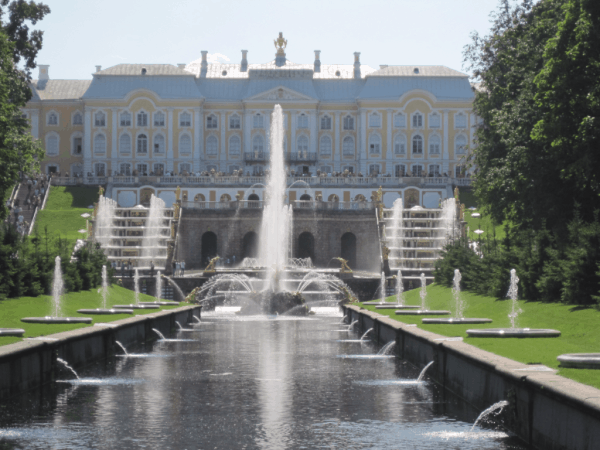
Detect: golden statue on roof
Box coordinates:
(274, 32, 287, 54)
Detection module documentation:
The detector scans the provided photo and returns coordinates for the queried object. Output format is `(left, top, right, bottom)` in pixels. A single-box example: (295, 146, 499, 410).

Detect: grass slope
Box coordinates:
(33, 186, 99, 241)
(0, 284, 187, 346)
(358, 283, 600, 389)
(458, 187, 507, 241)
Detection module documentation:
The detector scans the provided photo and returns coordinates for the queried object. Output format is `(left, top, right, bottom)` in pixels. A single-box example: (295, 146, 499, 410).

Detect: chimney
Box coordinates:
(95, 65, 102, 73)
(379, 65, 388, 69)
(177, 63, 186, 69)
(38, 64, 49, 81)
(353, 52, 361, 79)
(241, 50, 248, 72)
(314, 50, 321, 73)
(200, 50, 208, 77)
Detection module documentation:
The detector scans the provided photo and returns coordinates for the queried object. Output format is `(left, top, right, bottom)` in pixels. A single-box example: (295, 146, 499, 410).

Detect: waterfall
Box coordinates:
(144, 195, 166, 269)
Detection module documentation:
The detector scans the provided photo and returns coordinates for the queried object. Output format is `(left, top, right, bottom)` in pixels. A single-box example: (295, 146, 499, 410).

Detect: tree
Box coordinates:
(0, 1, 49, 219)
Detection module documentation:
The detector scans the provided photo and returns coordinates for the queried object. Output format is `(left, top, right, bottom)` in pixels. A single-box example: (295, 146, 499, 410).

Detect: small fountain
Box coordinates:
(337, 339, 396, 359)
(363, 273, 389, 305)
(139, 271, 178, 306)
(192, 315, 201, 324)
(395, 273, 450, 316)
(557, 353, 600, 369)
(57, 357, 80, 379)
(152, 328, 195, 342)
(423, 269, 492, 325)
(115, 341, 129, 355)
(113, 268, 160, 309)
(377, 341, 396, 355)
(416, 361, 434, 382)
(355, 360, 435, 386)
(470, 400, 509, 431)
(56, 356, 144, 385)
(175, 321, 194, 332)
(361, 328, 373, 341)
(0, 327, 25, 337)
(336, 327, 373, 343)
(78, 265, 134, 315)
(22, 256, 93, 324)
(375, 269, 419, 310)
(467, 269, 560, 337)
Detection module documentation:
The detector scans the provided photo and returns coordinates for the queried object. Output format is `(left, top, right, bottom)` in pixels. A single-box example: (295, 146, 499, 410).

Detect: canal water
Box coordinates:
(0, 308, 529, 449)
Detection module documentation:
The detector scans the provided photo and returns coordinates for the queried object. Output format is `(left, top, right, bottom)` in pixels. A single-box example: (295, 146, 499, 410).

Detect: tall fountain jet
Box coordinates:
(259, 105, 292, 292)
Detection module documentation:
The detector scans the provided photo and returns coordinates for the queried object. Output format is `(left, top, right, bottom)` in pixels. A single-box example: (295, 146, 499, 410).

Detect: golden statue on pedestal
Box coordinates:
(204, 256, 220, 273)
(382, 245, 390, 261)
(335, 257, 352, 273)
(274, 32, 287, 54)
(176, 186, 181, 201)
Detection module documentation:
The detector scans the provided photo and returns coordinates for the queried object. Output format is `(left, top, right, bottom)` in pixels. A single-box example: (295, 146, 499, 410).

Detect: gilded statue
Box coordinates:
(98, 186, 104, 198)
(382, 245, 390, 261)
(204, 256, 220, 273)
(335, 257, 353, 273)
(173, 202, 180, 220)
(454, 186, 459, 201)
(176, 186, 181, 201)
(274, 32, 287, 53)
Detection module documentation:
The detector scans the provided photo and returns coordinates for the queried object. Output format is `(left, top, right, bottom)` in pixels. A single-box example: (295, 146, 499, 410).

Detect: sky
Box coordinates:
(34, 0, 503, 80)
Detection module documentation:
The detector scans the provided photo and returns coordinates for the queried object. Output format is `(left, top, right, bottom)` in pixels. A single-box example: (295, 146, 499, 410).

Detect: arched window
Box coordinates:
(179, 112, 191, 127)
(137, 134, 148, 153)
(206, 135, 218, 155)
(229, 114, 241, 129)
(94, 134, 106, 154)
(297, 113, 308, 129)
(455, 135, 468, 154)
(137, 111, 148, 127)
(253, 135, 264, 153)
(229, 135, 241, 155)
(46, 134, 59, 155)
(94, 111, 105, 127)
(179, 134, 192, 154)
(342, 136, 355, 156)
(321, 115, 332, 130)
(394, 113, 406, 128)
(154, 134, 166, 153)
(429, 112, 441, 128)
(72, 112, 83, 125)
(412, 135, 423, 154)
(369, 112, 381, 127)
(71, 134, 83, 155)
(206, 114, 218, 129)
(297, 135, 308, 153)
(47, 111, 58, 126)
(429, 135, 441, 155)
(343, 115, 354, 130)
(394, 134, 406, 155)
(154, 112, 165, 127)
(455, 113, 467, 128)
(119, 134, 131, 153)
(253, 113, 264, 129)
(120, 112, 131, 127)
(369, 134, 381, 155)
(319, 135, 332, 156)
(412, 112, 423, 128)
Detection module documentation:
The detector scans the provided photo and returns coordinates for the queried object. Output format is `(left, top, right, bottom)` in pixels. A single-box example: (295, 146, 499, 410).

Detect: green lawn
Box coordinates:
(358, 283, 600, 389)
(0, 284, 187, 346)
(33, 186, 99, 241)
(457, 187, 507, 241)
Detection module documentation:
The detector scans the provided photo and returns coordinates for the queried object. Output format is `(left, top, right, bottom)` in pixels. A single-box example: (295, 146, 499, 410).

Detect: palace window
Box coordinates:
(430, 112, 440, 128)
(253, 135, 265, 153)
(412, 112, 423, 128)
(412, 135, 423, 154)
(342, 136, 355, 156)
(120, 163, 131, 176)
(180, 112, 191, 127)
(343, 115, 354, 130)
(46, 134, 59, 155)
(206, 135, 218, 155)
(137, 111, 148, 127)
(179, 134, 192, 154)
(369, 164, 380, 176)
(429, 164, 441, 177)
(120, 112, 131, 127)
(229, 114, 241, 129)
(394, 134, 406, 155)
(412, 164, 423, 177)
(154, 134, 165, 153)
(73, 136, 83, 155)
(180, 163, 191, 174)
(455, 135, 467, 154)
(206, 114, 218, 129)
(297, 113, 308, 129)
(72, 112, 83, 125)
(455, 113, 467, 128)
(455, 165, 466, 177)
(47, 112, 58, 126)
(297, 135, 308, 153)
(320, 115, 332, 130)
(253, 113, 264, 129)
(429, 135, 441, 155)
(154, 112, 165, 127)
(95, 112, 106, 127)
(154, 163, 165, 175)
(320, 165, 332, 174)
(229, 135, 241, 155)
(369, 112, 381, 128)
(137, 134, 148, 153)
(94, 163, 106, 177)
(394, 113, 406, 128)
(369, 134, 381, 155)
(136, 164, 148, 175)
(319, 135, 332, 156)
(119, 134, 131, 154)
(94, 134, 106, 154)
(395, 164, 407, 177)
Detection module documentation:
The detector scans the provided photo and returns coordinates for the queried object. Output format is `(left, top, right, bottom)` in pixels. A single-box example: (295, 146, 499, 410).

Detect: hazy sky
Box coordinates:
(34, 0, 503, 80)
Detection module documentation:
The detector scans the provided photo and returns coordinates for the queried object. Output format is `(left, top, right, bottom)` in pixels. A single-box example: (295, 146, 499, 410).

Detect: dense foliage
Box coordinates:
(445, 0, 600, 304)
(0, 223, 111, 300)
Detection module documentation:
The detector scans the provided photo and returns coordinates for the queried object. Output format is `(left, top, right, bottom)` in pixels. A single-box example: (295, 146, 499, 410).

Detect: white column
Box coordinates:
(220, 111, 227, 171)
(84, 107, 92, 175)
(111, 108, 118, 175)
(310, 110, 317, 155)
(334, 111, 341, 172)
(31, 110, 39, 139)
(442, 110, 449, 175)
(244, 109, 252, 153)
(167, 108, 174, 172)
(291, 110, 297, 157)
(194, 107, 201, 172)
(386, 109, 393, 172)
(360, 109, 367, 174)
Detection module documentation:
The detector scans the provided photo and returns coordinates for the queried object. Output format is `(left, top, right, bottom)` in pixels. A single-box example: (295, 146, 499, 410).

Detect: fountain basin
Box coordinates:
(0, 328, 26, 337)
(139, 301, 180, 306)
(466, 328, 561, 338)
(21, 317, 92, 324)
(557, 353, 600, 369)
(376, 305, 420, 310)
(77, 309, 134, 315)
(423, 318, 493, 324)
(395, 310, 450, 316)
(112, 304, 160, 310)
(363, 301, 393, 305)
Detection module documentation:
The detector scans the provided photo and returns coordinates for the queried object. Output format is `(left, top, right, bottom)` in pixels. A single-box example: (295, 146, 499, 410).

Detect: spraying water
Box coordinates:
(361, 328, 373, 341)
(152, 328, 166, 340)
(101, 265, 108, 309)
(52, 256, 64, 318)
(347, 320, 358, 331)
(162, 275, 185, 302)
(388, 198, 404, 270)
(134, 268, 140, 304)
(471, 400, 509, 431)
(420, 273, 428, 311)
(144, 195, 167, 267)
(115, 341, 129, 355)
(95, 196, 117, 249)
(396, 270, 404, 305)
(155, 271, 162, 303)
(57, 357, 79, 379)
(377, 341, 396, 355)
(340, 314, 347, 324)
(380, 273, 386, 303)
(417, 361, 434, 382)
(193, 316, 201, 324)
(176, 321, 183, 330)
(507, 269, 522, 328)
(452, 269, 465, 319)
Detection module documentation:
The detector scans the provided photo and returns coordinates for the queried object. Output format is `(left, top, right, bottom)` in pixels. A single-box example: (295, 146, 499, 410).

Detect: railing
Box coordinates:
(244, 152, 269, 162)
(287, 152, 318, 163)
(291, 201, 375, 211)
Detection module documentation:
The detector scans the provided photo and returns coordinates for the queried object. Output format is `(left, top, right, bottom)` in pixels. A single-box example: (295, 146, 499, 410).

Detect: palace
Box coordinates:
(23, 35, 475, 209)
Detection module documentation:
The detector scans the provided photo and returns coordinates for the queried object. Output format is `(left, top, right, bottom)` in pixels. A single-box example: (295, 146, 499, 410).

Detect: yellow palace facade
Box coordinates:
(23, 37, 475, 208)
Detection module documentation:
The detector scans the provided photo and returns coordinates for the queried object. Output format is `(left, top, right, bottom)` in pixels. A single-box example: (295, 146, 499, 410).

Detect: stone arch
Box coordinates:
(299, 194, 312, 201)
(328, 194, 339, 202)
(220, 193, 231, 202)
(242, 231, 258, 259)
(201, 231, 218, 264)
(247, 193, 259, 201)
(405, 188, 420, 208)
(140, 187, 155, 206)
(341, 232, 357, 269)
(298, 231, 315, 262)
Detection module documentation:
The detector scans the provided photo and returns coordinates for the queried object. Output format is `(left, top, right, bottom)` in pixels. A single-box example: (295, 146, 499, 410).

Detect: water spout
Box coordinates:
(396, 269, 404, 306)
(155, 271, 162, 302)
(52, 256, 64, 318)
(361, 328, 373, 341)
(134, 268, 140, 304)
(420, 273, 427, 311)
(57, 357, 80, 379)
(507, 269, 522, 328)
(380, 272, 386, 303)
(377, 341, 396, 355)
(101, 265, 108, 309)
(452, 269, 464, 319)
(162, 274, 185, 302)
(115, 341, 129, 355)
(471, 400, 509, 431)
(416, 361, 434, 382)
(152, 328, 166, 340)
(347, 320, 358, 331)
(193, 315, 201, 324)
